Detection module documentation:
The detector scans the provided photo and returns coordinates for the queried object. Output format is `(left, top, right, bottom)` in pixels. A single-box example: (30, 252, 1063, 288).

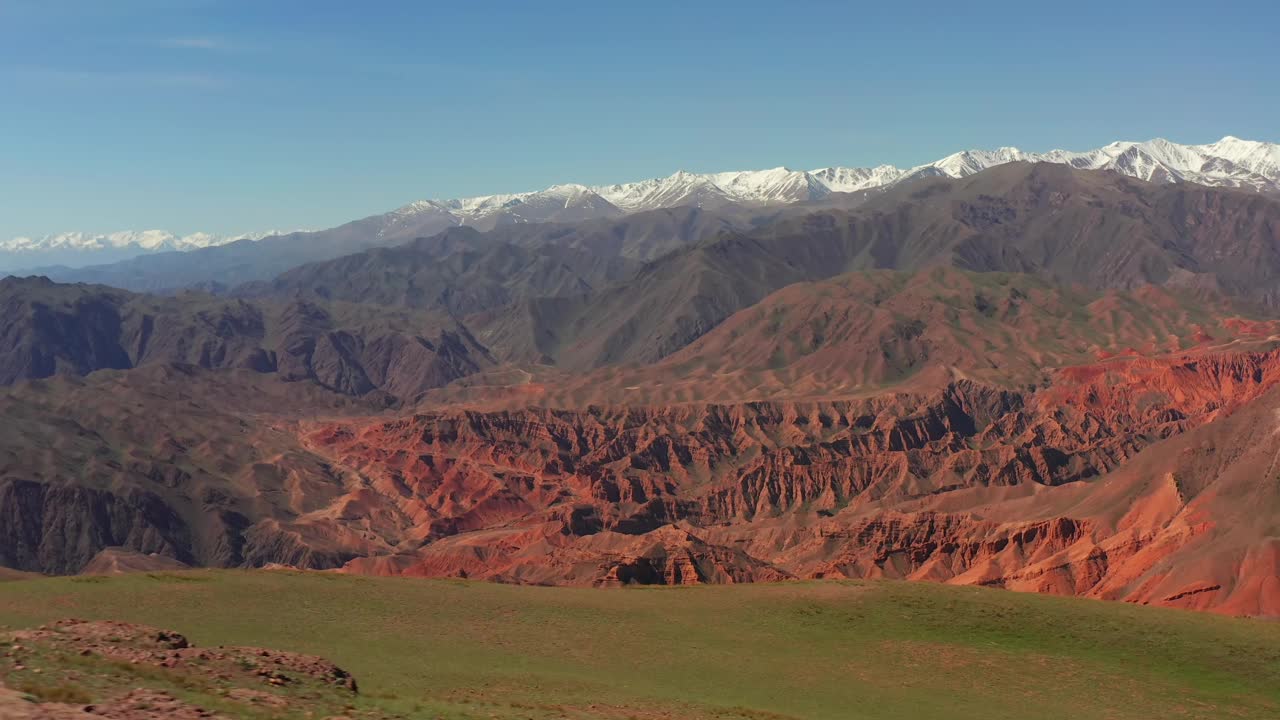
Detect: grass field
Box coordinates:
(0, 571, 1277, 719)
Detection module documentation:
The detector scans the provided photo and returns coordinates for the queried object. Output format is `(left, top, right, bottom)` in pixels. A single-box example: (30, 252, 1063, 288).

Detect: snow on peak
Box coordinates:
(877, 136, 1280, 192)
(0, 229, 283, 254)
(12, 135, 1277, 269)
(383, 135, 1280, 232)
(0, 229, 296, 272)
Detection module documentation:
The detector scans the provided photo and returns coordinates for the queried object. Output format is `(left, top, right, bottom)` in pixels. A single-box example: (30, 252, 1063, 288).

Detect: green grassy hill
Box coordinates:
(1, 571, 1277, 719)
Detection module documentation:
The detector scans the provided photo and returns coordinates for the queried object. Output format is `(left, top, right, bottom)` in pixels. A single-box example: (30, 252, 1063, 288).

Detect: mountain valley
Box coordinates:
(1, 161, 1278, 620)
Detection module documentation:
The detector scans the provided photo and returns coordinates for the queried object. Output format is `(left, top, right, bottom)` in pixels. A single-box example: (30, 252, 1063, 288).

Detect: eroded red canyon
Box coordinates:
(271, 347, 1279, 616)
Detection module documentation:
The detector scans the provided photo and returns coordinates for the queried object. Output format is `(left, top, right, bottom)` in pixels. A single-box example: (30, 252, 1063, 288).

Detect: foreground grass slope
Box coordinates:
(1, 572, 1277, 719)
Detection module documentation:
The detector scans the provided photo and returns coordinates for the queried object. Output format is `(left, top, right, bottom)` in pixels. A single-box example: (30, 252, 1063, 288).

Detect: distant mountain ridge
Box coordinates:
(463, 162, 1280, 369)
(381, 135, 1280, 229)
(14, 136, 1279, 290)
(0, 229, 294, 272)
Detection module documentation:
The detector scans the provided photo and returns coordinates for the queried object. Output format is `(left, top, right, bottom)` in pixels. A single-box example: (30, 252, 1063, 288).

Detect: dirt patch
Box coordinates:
(2, 619, 374, 719)
(88, 689, 223, 719)
(10, 619, 357, 692)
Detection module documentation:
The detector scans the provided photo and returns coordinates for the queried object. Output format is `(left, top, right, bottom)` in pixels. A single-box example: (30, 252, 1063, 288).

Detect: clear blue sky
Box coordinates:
(1, 0, 1276, 238)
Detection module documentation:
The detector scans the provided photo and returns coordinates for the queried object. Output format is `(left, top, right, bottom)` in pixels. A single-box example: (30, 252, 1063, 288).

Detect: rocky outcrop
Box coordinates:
(79, 548, 191, 575)
(2, 619, 364, 719)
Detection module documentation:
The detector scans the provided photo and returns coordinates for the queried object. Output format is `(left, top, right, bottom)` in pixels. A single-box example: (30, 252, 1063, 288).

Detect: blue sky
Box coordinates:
(1, 0, 1276, 237)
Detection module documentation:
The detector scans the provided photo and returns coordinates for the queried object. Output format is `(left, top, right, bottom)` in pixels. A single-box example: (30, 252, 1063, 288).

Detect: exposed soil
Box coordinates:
(0, 619, 377, 719)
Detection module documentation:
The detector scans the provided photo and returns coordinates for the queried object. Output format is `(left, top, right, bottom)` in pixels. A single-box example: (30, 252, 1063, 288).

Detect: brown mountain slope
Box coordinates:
(40, 216, 404, 293)
(655, 267, 1279, 394)
(235, 201, 864, 317)
(431, 268, 1280, 408)
(447, 204, 770, 262)
(0, 365, 397, 574)
(35, 201, 777, 294)
(472, 163, 1280, 369)
(241, 226, 641, 315)
(0, 276, 493, 397)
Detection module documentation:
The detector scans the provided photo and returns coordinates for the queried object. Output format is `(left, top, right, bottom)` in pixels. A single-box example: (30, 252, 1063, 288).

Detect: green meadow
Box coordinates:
(1, 571, 1276, 719)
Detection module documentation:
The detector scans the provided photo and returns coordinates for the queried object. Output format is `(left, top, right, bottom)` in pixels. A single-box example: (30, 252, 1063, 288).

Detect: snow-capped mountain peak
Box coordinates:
(202, 134, 1280, 245)
(10, 136, 1278, 272)
(811, 165, 906, 193)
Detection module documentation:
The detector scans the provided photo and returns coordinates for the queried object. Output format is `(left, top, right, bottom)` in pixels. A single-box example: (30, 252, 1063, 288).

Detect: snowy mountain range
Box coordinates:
(0, 230, 290, 272)
(6, 136, 1278, 271)
(377, 135, 1280, 232)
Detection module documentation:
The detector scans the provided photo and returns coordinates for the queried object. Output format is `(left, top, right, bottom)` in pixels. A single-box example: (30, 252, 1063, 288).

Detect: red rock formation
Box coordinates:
(294, 349, 1280, 616)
